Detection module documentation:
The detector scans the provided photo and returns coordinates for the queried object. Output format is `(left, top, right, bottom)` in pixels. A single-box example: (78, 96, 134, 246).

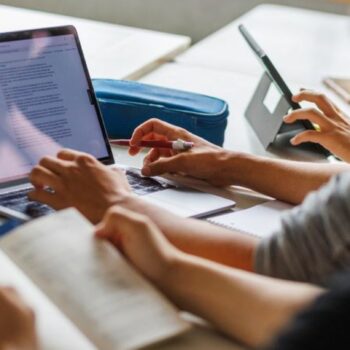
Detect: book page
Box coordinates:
(0, 251, 96, 350)
(0, 209, 189, 350)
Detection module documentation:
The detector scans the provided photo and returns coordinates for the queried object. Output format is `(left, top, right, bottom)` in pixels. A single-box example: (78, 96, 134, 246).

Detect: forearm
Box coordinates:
(159, 254, 323, 348)
(122, 195, 258, 271)
(227, 152, 350, 204)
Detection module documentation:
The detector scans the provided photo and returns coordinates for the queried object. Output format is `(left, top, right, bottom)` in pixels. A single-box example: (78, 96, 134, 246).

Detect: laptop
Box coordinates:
(0, 26, 234, 220)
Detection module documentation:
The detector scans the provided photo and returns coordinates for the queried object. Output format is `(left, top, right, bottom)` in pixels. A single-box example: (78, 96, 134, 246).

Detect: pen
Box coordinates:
(110, 139, 194, 151)
(0, 205, 30, 222)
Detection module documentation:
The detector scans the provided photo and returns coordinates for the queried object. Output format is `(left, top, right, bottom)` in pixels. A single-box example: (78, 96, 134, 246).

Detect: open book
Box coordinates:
(0, 209, 190, 350)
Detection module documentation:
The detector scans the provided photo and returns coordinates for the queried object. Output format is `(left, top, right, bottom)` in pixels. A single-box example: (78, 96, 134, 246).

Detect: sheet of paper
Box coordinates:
(208, 200, 293, 238)
(0, 251, 96, 350)
(0, 209, 189, 350)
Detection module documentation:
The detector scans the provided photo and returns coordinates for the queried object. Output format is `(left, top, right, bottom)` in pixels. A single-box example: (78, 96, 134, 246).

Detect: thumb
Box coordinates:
(141, 154, 187, 176)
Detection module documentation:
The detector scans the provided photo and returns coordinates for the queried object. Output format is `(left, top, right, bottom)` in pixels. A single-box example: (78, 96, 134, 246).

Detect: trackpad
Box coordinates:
(143, 188, 235, 218)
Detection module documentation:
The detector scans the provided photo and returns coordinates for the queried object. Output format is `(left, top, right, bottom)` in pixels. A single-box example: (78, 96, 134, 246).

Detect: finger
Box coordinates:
(29, 166, 61, 190)
(0, 286, 17, 298)
(130, 118, 188, 147)
(0, 287, 22, 306)
(57, 148, 82, 161)
(129, 133, 169, 156)
(27, 189, 62, 209)
(39, 156, 69, 175)
(292, 91, 340, 118)
(75, 153, 97, 167)
(143, 148, 173, 166)
(144, 148, 161, 165)
(290, 130, 324, 146)
(142, 154, 187, 176)
(128, 146, 140, 156)
(283, 108, 329, 130)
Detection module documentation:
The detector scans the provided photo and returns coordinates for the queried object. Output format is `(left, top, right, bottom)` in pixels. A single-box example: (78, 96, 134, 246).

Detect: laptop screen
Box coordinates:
(0, 27, 113, 185)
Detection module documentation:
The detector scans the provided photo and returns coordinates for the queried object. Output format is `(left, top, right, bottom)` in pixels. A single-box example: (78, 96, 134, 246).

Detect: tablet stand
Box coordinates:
(245, 72, 304, 149)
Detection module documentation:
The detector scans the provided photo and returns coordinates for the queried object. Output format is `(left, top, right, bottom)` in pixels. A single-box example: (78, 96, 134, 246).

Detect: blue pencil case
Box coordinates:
(92, 79, 229, 146)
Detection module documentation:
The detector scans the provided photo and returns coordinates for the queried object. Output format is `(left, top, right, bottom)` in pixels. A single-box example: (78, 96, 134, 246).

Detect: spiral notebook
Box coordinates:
(207, 200, 293, 238)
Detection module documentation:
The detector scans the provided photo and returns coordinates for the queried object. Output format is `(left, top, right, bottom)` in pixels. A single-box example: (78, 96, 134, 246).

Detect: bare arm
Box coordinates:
(28, 150, 258, 271)
(129, 118, 350, 205)
(162, 254, 322, 348)
(226, 152, 350, 204)
(96, 207, 324, 348)
(28, 148, 348, 274)
(123, 195, 258, 271)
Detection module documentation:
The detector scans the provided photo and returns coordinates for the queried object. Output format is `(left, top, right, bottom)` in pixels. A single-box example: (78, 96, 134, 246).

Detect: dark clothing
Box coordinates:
(268, 272, 350, 350)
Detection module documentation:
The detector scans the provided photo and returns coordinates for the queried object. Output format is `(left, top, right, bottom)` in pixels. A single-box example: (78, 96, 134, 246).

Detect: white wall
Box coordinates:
(0, 0, 348, 42)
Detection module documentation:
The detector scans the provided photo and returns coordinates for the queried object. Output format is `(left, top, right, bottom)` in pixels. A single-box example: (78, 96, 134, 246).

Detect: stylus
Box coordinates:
(110, 139, 194, 151)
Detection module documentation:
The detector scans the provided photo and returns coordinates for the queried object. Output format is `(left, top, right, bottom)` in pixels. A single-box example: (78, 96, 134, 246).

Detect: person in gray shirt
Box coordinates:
(256, 171, 350, 285)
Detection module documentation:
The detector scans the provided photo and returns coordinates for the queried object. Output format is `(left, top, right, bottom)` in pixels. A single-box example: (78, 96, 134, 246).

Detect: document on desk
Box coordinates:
(0, 208, 189, 350)
(207, 200, 293, 238)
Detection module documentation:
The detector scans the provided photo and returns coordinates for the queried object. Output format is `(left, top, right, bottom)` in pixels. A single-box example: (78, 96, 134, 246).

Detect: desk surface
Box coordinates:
(0, 5, 240, 350)
(177, 4, 350, 86)
(1, 4, 348, 349)
(143, 4, 350, 161)
(140, 62, 349, 162)
(0, 5, 190, 80)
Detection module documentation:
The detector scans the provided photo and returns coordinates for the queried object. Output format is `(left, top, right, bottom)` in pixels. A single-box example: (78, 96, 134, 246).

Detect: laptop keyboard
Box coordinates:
(125, 170, 175, 196)
(0, 170, 175, 219)
(0, 188, 54, 219)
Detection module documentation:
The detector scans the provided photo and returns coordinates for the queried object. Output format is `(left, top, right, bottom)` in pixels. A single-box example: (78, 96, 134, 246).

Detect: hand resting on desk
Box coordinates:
(129, 118, 235, 187)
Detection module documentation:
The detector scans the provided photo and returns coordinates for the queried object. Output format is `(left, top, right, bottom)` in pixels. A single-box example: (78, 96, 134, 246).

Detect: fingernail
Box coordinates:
(290, 137, 297, 145)
(142, 166, 151, 176)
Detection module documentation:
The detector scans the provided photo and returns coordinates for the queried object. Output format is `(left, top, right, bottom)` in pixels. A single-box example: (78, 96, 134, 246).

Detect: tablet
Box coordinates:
(238, 24, 331, 157)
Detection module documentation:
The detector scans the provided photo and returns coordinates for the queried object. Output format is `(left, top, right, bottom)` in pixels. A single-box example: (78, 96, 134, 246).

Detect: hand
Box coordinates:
(95, 206, 183, 285)
(283, 90, 350, 162)
(129, 118, 235, 186)
(0, 287, 38, 350)
(28, 149, 133, 224)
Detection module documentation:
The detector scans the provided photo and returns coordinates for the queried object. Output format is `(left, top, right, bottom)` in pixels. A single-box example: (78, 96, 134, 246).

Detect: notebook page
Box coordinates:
(0, 209, 189, 350)
(208, 200, 293, 238)
(0, 251, 96, 350)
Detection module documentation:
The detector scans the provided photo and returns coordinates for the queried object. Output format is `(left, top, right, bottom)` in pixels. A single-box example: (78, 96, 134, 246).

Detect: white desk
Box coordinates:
(140, 62, 342, 163)
(1, 4, 348, 350)
(0, 5, 190, 80)
(0, 5, 242, 350)
(177, 4, 350, 86)
(141, 5, 350, 162)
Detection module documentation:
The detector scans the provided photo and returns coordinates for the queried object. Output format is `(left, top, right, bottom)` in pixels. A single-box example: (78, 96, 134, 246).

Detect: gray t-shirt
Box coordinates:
(255, 172, 350, 286)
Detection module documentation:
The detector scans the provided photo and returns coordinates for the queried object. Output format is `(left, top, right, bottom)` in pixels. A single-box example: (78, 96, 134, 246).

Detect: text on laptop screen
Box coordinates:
(0, 33, 109, 183)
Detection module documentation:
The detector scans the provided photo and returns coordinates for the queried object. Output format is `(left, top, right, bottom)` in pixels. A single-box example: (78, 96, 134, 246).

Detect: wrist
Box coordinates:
(215, 151, 259, 186)
(154, 248, 190, 294)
